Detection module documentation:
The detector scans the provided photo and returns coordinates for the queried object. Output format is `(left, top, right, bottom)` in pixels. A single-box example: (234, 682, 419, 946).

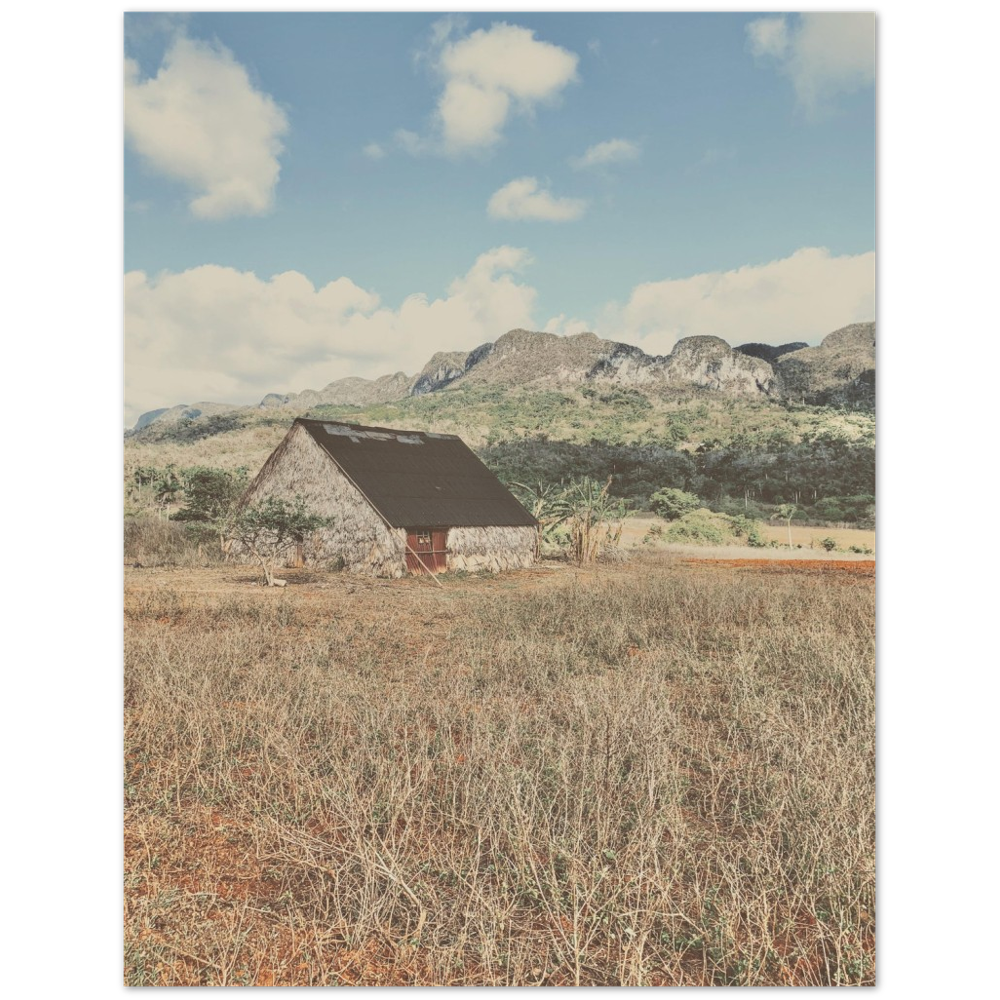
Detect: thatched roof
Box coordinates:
(295, 419, 537, 529)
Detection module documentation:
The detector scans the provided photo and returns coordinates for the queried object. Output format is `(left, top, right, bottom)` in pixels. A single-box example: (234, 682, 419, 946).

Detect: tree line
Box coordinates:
(480, 431, 874, 526)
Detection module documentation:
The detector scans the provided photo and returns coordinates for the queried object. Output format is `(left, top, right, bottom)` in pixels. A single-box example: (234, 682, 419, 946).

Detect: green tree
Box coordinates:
(173, 466, 249, 551)
(132, 465, 184, 516)
(650, 487, 701, 521)
(226, 495, 332, 587)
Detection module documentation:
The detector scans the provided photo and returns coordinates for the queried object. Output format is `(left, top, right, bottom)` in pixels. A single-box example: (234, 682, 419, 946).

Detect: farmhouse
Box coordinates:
(237, 418, 538, 577)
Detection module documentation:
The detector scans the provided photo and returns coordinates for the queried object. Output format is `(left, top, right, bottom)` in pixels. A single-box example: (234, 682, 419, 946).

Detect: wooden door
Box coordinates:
(406, 528, 448, 574)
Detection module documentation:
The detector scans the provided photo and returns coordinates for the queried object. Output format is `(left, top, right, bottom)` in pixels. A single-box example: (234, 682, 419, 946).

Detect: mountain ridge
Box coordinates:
(131, 323, 875, 432)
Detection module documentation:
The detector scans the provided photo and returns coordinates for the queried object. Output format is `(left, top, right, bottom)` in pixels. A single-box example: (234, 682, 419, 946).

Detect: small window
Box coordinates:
(416, 531, 432, 545)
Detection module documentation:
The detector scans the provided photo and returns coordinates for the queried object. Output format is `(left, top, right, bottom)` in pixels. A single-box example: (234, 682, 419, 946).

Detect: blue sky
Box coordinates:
(124, 11, 875, 424)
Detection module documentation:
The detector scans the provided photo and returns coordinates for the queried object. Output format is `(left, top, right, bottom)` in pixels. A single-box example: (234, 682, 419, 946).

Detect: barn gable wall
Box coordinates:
(238, 423, 406, 578)
(447, 525, 536, 573)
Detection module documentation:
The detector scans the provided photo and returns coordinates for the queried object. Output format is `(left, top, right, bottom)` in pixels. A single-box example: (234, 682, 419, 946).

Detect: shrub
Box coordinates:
(726, 514, 766, 547)
(821, 537, 837, 552)
(661, 509, 768, 548)
(664, 510, 730, 546)
(643, 523, 665, 544)
(650, 488, 701, 521)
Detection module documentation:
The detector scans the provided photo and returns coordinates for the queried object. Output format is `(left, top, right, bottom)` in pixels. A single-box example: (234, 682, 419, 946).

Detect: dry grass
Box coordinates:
(124, 554, 874, 986)
(621, 513, 875, 555)
(125, 516, 228, 568)
(125, 423, 289, 474)
(756, 523, 875, 552)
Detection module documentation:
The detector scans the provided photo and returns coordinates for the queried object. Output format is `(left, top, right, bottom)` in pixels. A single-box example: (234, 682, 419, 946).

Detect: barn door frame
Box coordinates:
(405, 527, 449, 574)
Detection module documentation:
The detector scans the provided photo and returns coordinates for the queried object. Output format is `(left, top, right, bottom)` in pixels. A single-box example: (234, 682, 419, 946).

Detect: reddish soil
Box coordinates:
(685, 558, 875, 576)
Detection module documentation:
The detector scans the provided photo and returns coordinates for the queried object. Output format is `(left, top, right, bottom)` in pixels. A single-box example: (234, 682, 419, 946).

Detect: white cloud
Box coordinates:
(571, 138, 641, 171)
(124, 196, 151, 214)
(543, 314, 592, 336)
(746, 17, 789, 60)
(124, 34, 288, 218)
(600, 247, 875, 356)
(407, 20, 578, 155)
(487, 177, 586, 222)
(424, 13, 467, 55)
(746, 13, 875, 116)
(124, 12, 190, 47)
(124, 248, 537, 425)
(439, 79, 511, 149)
(363, 143, 386, 160)
(393, 129, 426, 155)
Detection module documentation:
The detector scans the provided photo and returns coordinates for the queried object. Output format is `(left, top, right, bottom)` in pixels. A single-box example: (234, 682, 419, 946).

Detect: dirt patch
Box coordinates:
(685, 558, 875, 576)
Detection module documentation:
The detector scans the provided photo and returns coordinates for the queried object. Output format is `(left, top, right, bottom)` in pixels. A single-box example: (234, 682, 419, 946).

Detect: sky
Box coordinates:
(124, 11, 875, 426)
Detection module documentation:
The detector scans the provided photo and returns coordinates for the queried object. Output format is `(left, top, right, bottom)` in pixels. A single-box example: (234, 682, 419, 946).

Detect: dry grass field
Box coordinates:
(756, 523, 875, 552)
(124, 552, 875, 986)
(619, 514, 875, 554)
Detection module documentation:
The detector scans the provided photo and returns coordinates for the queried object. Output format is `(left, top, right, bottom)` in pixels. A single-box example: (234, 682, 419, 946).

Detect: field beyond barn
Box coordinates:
(124, 553, 875, 986)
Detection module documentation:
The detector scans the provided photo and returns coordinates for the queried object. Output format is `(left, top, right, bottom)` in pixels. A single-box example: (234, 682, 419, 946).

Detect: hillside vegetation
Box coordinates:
(126, 388, 874, 527)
